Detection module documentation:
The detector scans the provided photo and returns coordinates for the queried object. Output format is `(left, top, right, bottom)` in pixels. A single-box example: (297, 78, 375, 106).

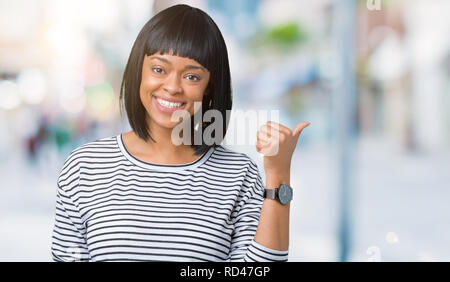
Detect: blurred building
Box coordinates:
(0, 0, 449, 262)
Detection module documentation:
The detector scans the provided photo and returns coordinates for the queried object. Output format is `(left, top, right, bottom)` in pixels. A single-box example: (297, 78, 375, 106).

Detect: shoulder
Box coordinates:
(71, 135, 119, 155)
(57, 135, 119, 187)
(67, 134, 120, 159)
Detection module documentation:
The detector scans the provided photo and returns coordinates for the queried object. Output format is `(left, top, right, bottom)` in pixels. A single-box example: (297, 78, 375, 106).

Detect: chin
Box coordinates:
(151, 112, 187, 128)
(151, 118, 179, 129)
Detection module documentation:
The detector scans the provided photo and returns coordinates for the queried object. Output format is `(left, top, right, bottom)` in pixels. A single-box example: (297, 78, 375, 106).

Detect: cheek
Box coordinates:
(186, 81, 209, 102)
(140, 78, 159, 94)
(189, 92, 205, 102)
(185, 91, 205, 113)
(139, 80, 159, 104)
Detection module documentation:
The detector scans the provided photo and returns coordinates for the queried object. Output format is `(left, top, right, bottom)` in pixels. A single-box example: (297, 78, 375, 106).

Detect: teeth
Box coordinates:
(156, 98, 183, 108)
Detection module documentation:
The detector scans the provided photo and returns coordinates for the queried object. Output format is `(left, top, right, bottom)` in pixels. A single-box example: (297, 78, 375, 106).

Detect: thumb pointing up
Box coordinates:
(293, 122, 310, 138)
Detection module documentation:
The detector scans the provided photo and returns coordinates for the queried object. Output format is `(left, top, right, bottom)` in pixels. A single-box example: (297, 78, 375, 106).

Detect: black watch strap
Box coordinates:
(263, 188, 278, 200)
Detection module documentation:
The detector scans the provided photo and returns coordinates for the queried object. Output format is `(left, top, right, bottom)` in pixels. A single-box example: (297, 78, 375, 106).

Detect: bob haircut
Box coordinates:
(119, 4, 232, 156)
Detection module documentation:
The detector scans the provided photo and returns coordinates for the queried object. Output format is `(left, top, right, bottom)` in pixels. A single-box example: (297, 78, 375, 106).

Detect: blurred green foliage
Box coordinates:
(248, 21, 308, 52)
(267, 22, 307, 45)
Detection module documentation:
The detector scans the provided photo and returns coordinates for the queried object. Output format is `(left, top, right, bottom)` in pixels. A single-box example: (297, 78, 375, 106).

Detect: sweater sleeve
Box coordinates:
(225, 158, 289, 262)
(51, 150, 90, 262)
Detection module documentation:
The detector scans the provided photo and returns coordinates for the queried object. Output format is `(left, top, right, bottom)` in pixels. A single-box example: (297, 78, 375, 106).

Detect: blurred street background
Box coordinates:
(1, 0, 449, 261)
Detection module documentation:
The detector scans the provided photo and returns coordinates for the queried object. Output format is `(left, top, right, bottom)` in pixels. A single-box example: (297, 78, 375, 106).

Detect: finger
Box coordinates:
(292, 122, 310, 137)
(257, 141, 278, 156)
(256, 140, 271, 154)
(260, 126, 282, 142)
(257, 131, 271, 143)
(267, 121, 291, 136)
(261, 124, 285, 145)
(259, 125, 273, 137)
(257, 138, 271, 150)
(264, 124, 288, 144)
(256, 139, 270, 149)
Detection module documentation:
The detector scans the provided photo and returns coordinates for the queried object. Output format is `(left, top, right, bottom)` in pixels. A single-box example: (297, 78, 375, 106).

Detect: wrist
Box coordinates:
(265, 165, 290, 176)
(265, 171, 290, 188)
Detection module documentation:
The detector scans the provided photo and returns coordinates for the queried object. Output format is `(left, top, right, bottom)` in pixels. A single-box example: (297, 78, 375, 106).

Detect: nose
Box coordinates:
(162, 72, 182, 95)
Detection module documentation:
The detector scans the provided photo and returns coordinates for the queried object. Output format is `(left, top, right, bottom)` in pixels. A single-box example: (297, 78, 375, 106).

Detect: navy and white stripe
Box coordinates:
(51, 134, 289, 262)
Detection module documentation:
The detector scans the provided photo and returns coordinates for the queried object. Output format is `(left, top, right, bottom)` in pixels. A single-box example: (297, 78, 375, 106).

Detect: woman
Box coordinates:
(51, 4, 309, 262)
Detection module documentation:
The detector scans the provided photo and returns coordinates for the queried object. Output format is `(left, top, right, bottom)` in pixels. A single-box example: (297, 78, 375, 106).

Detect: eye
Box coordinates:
(152, 67, 165, 74)
(185, 74, 200, 81)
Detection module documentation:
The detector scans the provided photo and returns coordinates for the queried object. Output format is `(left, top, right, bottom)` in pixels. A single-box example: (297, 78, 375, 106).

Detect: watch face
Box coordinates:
(278, 184, 293, 205)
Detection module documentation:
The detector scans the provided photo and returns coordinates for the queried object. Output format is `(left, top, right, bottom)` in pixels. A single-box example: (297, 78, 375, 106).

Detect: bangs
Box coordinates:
(144, 8, 219, 78)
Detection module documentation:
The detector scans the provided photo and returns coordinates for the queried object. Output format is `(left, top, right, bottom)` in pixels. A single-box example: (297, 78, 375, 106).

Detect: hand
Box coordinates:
(256, 121, 310, 177)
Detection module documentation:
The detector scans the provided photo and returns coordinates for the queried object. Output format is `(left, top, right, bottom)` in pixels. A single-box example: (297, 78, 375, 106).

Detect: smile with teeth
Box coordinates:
(155, 97, 185, 108)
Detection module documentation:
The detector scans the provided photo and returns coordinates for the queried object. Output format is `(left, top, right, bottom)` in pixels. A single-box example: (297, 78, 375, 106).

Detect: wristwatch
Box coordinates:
(263, 184, 293, 205)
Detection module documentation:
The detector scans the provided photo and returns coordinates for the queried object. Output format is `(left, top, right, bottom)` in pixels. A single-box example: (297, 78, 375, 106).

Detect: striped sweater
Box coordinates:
(51, 134, 289, 262)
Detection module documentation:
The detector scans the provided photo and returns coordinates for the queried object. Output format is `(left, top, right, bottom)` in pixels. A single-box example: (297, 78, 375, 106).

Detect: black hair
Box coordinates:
(119, 4, 232, 155)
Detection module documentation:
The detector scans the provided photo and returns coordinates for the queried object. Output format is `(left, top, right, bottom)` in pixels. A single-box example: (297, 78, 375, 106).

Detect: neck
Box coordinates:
(148, 121, 191, 155)
(131, 117, 195, 159)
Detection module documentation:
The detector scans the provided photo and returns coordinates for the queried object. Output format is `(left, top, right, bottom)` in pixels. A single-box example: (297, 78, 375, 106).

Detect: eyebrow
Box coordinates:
(150, 56, 206, 72)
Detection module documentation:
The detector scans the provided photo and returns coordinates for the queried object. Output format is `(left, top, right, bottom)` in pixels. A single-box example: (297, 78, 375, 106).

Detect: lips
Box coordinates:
(153, 96, 187, 113)
(155, 97, 185, 108)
